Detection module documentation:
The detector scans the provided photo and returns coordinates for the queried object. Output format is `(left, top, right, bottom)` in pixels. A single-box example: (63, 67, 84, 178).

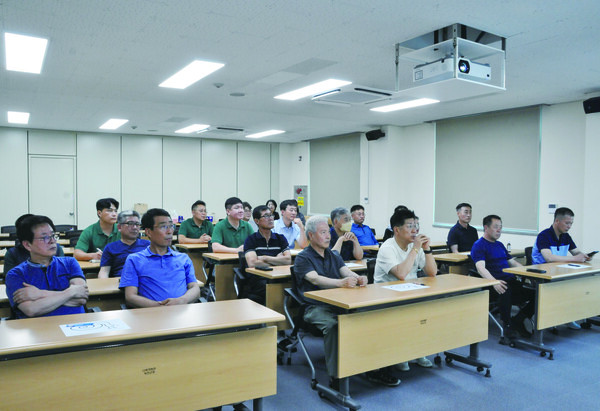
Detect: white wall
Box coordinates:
(278, 142, 310, 211)
(163, 137, 201, 220)
(0, 128, 28, 227)
(582, 112, 600, 251)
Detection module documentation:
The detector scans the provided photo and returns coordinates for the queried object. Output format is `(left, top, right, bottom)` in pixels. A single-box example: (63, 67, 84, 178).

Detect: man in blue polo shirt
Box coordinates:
(350, 204, 378, 246)
(243, 205, 292, 304)
(532, 207, 591, 329)
(98, 210, 150, 278)
(120, 208, 199, 308)
(6, 215, 89, 318)
(273, 199, 308, 249)
(447, 202, 479, 253)
(471, 214, 534, 339)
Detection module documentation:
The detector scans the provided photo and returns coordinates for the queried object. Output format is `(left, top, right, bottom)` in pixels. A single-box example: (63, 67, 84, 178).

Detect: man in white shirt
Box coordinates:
(273, 199, 308, 249)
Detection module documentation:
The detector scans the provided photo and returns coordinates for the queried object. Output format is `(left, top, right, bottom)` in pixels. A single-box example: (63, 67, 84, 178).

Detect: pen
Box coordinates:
(567, 264, 579, 267)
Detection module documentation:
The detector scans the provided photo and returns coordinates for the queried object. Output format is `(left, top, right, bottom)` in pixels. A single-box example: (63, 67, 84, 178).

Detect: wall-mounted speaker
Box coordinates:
(583, 97, 600, 114)
(365, 129, 385, 141)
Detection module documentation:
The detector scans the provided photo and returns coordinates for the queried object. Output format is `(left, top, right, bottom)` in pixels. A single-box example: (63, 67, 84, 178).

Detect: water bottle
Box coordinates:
(507, 242, 512, 252)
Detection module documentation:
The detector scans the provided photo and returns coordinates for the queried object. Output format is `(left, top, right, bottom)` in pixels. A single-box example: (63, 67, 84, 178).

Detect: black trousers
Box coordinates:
(495, 278, 535, 326)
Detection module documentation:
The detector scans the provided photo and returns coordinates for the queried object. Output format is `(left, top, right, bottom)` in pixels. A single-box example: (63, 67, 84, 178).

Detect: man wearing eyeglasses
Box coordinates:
(5, 215, 89, 318)
(74, 197, 121, 261)
(120, 208, 199, 308)
(243, 205, 292, 304)
(98, 210, 150, 278)
(178, 200, 213, 244)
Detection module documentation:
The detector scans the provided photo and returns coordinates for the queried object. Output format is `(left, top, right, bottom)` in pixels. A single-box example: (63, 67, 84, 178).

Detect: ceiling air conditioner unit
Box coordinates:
(312, 85, 392, 107)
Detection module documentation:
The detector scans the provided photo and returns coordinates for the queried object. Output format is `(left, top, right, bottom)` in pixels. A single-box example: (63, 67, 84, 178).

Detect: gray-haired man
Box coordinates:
(98, 210, 150, 278)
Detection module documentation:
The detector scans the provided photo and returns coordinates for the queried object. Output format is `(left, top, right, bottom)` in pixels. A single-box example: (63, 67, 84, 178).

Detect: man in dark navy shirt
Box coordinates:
(243, 205, 291, 304)
(447, 202, 478, 253)
(471, 214, 533, 339)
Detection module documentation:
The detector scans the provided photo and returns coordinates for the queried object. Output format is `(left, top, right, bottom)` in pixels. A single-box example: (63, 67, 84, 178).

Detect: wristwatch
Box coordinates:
(423, 249, 432, 254)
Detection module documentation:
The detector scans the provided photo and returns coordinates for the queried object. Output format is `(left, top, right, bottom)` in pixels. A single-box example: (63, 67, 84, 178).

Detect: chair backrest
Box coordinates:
(382, 228, 394, 242)
(525, 246, 533, 266)
(366, 258, 376, 284)
(64, 230, 83, 239)
(233, 251, 249, 298)
(69, 236, 80, 247)
(54, 224, 77, 233)
(1, 225, 16, 234)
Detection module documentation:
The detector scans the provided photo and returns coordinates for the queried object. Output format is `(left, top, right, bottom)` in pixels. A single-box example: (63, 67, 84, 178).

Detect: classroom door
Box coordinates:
(28, 155, 76, 225)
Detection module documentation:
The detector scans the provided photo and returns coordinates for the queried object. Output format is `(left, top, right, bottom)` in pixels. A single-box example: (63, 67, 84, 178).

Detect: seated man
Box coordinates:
(243, 201, 259, 232)
(5, 215, 89, 318)
(74, 197, 121, 261)
(211, 197, 254, 253)
(532, 207, 591, 329)
(294, 216, 398, 388)
(243, 205, 292, 304)
(447, 202, 479, 253)
(329, 207, 363, 261)
(471, 215, 534, 338)
(350, 204, 378, 246)
(98, 210, 150, 278)
(375, 208, 437, 371)
(178, 200, 213, 244)
(2, 213, 65, 277)
(273, 199, 308, 249)
(120, 208, 200, 308)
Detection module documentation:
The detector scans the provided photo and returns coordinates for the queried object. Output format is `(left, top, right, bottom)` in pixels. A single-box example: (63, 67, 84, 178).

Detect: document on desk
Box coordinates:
(345, 262, 364, 268)
(557, 263, 588, 269)
(60, 318, 131, 337)
(383, 283, 429, 292)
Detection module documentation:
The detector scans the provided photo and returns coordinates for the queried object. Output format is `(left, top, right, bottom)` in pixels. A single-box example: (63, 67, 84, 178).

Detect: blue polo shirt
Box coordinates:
(100, 238, 151, 277)
(532, 226, 576, 264)
(329, 227, 354, 261)
(120, 247, 196, 302)
(293, 246, 345, 305)
(5, 257, 86, 318)
(447, 222, 479, 252)
(273, 219, 301, 249)
(351, 223, 378, 246)
(470, 237, 514, 281)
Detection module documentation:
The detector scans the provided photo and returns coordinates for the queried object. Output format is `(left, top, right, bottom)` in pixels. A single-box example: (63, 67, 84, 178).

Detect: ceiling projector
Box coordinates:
(413, 58, 491, 82)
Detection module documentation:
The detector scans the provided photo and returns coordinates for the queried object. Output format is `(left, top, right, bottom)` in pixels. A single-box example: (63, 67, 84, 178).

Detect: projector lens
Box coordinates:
(458, 59, 470, 73)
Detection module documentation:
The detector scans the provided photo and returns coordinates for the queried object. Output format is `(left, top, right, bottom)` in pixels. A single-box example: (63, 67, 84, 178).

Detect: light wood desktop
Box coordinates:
(435, 249, 524, 274)
(0, 299, 283, 410)
(1, 239, 68, 248)
(503, 260, 600, 358)
(175, 243, 210, 283)
(246, 260, 368, 330)
(303, 274, 499, 406)
(0, 233, 9, 238)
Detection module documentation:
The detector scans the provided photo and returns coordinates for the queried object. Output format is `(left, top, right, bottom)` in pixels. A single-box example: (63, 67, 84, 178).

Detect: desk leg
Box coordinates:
(215, 264, 237, 301)
(509, 279, 555, 360)
(314, 376, 361, 411)
(444, 343, 492, 377)
(252, 397, 263, 411)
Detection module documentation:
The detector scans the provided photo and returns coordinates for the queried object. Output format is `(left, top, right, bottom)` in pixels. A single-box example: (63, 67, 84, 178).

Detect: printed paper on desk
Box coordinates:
(345, 262, 363, 268)
(60, 318, 131, 337)
(383, 283, 430, 292)
(557, 263, 587, 269)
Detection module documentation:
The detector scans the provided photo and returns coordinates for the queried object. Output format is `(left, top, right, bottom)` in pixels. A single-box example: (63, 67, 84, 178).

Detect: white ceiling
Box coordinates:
(1, 0, 599, 143)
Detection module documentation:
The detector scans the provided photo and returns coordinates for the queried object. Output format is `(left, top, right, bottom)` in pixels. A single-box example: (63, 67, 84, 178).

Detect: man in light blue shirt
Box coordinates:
(350, 204, 378, 246)
(273, 199, 308, 249)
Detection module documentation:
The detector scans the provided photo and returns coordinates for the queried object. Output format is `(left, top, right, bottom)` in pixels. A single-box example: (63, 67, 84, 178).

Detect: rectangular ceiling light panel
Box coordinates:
(99, 118, 129, 130)
(7, 111, 30, 124)
(4, 32, 48, 74)
(175, 124, 210, 133)
(246, 129, 285, 138)
(275, 79, 351, 101)
(159, 60, 224, 89)
(370, 98, 439, 112)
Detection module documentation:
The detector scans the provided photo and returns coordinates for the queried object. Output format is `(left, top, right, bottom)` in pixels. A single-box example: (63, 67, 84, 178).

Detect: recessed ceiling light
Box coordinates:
(175, 124, 210, 134)
(99, 119, 128, 130)
(4, 32, 48, 74)
(275, 79, 351, 101)
(370, 98, 439, 112)
(159, 60, 225, 89)
(7, 111, 30, 124)
(246, 129, 285, 138)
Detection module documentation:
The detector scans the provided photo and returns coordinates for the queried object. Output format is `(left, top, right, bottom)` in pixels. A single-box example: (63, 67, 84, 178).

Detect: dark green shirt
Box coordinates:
(211, 219, 254, 248)
(75, 221, 120, 253)
(179, 218, 213, 239)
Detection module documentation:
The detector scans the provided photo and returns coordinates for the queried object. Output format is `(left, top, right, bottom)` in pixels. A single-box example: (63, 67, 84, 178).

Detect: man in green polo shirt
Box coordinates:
(178, 200, 213, 244)
(74, 198, 121, 261)
(211, 197, 254, 253)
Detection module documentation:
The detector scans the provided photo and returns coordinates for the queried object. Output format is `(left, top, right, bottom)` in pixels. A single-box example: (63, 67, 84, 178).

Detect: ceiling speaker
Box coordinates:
(365, 129, 385, 141)
(583, 97, 600, 114)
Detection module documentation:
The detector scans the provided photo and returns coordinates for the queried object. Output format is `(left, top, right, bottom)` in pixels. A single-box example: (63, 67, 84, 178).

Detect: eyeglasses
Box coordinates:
(153, 224, 176, 232)
(34, 233, 60, 244)
(121, 221, 141, 228)
(260, 214, 274, 219)
(404, 224, 420, 230)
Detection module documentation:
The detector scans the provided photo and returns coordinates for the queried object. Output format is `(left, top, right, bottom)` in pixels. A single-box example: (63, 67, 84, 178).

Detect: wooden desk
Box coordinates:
(0, 233, 9, 239)
(78, 260, 100, 273)
(503, 261, 600, 358)
(435, 249, 525, 274)
(0, 299, 282, 410)
(202, 252, 242, 301)
(430, 241, 449, 252)
(175, 243, 210, 283)
(361, 245, 379, 252)
(1, 239, 69, 248)
(0, 248, 5, 259)
(63, 247, 74, 256)
(303, 274, 498, 407)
